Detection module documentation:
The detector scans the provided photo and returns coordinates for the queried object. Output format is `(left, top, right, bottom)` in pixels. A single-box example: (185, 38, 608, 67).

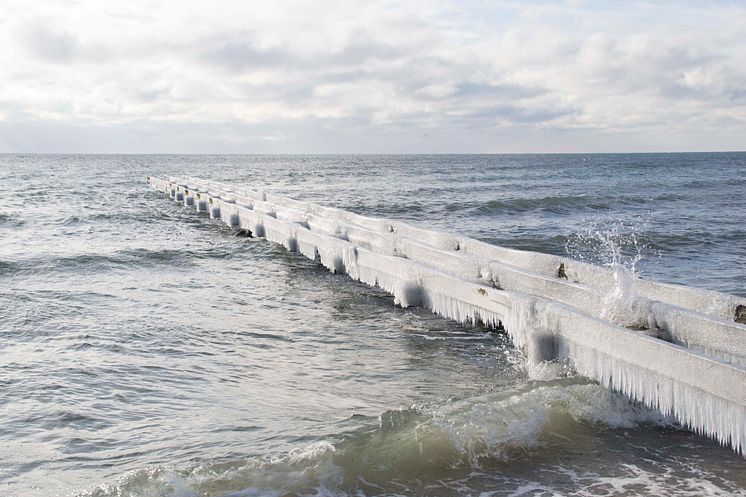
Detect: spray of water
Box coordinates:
(564, 218, 658, 274)
(564, 218, 661, 329)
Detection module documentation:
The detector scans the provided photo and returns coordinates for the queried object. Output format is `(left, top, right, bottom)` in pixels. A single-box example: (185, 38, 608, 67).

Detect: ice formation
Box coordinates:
(148, 175, 746, 455)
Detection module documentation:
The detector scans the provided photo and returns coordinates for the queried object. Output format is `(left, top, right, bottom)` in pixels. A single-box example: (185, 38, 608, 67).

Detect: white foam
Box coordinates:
(427, 382, 668, 464)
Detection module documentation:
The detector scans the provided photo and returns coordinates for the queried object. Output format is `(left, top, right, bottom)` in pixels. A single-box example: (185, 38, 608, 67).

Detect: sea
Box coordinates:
(1, 153, 745, 497)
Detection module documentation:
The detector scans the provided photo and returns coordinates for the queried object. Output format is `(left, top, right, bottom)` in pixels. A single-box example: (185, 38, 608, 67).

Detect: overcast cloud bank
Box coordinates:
(1, 0, 745, 153)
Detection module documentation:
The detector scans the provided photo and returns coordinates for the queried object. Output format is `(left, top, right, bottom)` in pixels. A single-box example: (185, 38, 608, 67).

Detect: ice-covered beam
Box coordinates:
(178, 176, 746, 347)
(187, 179, 746, 367)
(149, 175, 746, 455)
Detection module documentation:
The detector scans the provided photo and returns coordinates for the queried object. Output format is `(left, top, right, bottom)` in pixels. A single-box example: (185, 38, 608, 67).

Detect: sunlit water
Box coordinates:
(1, 154, 744, 497)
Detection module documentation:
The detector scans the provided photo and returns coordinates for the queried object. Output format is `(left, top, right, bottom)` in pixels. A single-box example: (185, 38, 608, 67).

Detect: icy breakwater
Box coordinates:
(149, 175, 746, 455)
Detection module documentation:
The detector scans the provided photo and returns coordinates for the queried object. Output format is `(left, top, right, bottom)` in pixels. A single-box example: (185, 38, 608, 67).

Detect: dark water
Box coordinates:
(1, 154, 744, 497)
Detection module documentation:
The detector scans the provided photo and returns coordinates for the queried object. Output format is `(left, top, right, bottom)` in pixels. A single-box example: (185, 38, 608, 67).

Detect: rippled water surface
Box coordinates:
(1, 154, 745, 496)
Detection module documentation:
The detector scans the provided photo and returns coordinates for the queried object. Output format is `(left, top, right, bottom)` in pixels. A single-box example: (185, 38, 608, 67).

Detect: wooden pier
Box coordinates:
(149, 175, 746, 455)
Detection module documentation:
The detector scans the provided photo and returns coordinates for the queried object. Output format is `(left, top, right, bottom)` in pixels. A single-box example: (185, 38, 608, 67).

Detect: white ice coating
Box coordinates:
(149, 175, 746, 455)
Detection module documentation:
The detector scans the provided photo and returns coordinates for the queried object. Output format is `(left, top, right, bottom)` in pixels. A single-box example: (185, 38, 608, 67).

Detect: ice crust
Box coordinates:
(151, 175, 746, 455)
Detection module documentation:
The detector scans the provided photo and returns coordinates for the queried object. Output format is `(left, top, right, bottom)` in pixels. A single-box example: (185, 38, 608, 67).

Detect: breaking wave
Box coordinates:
(77, 381, 702, 497)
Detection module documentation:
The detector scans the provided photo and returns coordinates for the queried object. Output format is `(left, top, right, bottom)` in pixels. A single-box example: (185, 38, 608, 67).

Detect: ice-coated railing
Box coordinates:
(148, 175, 746, 455)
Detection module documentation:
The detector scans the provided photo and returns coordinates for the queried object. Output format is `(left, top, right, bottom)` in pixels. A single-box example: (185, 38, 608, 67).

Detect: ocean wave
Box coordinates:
(0, 246, 247, 276)
(38, 249, 191, 273)
(0, 211, 25, 227)
(478, 195, 613, 215)
(471, 192, 691, 217)
(78, 381, 686, 497)
(362, 381, 670, 471)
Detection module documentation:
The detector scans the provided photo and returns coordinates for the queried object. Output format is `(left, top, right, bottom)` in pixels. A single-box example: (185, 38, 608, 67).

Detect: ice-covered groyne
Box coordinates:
(149, 175, 746, 455)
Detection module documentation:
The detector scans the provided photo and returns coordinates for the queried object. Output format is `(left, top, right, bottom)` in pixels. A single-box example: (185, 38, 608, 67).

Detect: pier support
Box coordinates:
(149, 174, 746, 455)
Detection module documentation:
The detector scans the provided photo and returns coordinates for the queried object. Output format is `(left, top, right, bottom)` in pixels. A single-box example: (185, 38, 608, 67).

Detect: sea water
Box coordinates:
(1, 153, 745, 496)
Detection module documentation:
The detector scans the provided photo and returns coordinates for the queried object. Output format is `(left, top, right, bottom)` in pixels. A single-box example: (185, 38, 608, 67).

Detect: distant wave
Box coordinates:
(479, 195, 613, 214)
(458, 193, 688, 216)
(0, 211, 25, 227)
(0, 249, 193, 276)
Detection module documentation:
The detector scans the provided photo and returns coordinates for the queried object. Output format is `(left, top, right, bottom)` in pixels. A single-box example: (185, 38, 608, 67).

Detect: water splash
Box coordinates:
(565, 219, 661, 329)
(564, 218, 658, 275)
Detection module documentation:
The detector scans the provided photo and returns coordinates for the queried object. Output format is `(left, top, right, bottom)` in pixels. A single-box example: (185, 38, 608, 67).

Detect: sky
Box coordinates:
(1, 0, 745, 153)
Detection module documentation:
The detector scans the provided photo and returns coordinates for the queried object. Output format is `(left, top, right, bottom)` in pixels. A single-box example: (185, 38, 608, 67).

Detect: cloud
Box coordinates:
(203, 37, 292, 72)
(17, 18, 81, 62)
(0, 0, 745, 152)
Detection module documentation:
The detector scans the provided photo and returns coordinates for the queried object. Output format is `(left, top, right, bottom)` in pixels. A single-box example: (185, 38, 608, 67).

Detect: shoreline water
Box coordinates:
(1, 154, 744, 496)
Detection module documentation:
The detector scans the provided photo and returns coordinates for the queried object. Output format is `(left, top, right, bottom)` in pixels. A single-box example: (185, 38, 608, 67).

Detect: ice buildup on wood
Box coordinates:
(149, 175, 746, 456)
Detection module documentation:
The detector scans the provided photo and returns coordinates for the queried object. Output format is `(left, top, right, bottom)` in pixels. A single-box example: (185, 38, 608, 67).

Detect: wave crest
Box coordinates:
(79, 381, 675, 497)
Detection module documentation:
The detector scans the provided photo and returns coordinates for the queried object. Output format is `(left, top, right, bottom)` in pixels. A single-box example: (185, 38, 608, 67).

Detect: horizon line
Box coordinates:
(1, 150, 745, 156)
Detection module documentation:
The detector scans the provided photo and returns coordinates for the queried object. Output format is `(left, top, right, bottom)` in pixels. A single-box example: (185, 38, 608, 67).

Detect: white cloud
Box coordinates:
(0, 0, 745, 152)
